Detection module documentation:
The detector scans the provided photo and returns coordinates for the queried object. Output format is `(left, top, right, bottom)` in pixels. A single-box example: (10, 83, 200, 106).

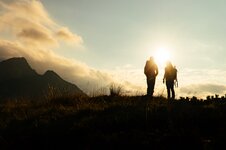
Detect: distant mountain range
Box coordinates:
(0, 57, 86, 99)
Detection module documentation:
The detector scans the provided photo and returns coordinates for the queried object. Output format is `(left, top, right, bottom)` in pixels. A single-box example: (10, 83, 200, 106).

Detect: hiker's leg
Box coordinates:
(147, 78, 154, 96)
(167, 88, 170, 99)
(170, 81, 175, 99)
(147, 78, 155, 98)
(166, 81, 171, 99)
(146, 78, 150, 96)
(171, 87, 175, 99)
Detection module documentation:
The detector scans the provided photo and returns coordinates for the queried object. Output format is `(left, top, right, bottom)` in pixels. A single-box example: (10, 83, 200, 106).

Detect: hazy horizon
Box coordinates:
(1, 0, 226, 98)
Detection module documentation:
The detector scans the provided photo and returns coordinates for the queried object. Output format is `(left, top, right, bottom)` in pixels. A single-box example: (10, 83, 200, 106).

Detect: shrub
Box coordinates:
(109, 83, 123, 96)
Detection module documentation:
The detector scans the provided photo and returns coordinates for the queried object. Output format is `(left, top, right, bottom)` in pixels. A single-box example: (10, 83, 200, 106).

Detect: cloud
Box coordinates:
(179, 84, 226, 99)
(0, 0, 54, 27)
(0, 0, 82, 46)
(56, 27, 83, 45)
(178, 68, 226, 86)
(17, 28, 56, 45)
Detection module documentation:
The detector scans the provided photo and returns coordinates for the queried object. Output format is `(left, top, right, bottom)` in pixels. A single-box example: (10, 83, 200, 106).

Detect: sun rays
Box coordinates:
(153, 47, 171, 67)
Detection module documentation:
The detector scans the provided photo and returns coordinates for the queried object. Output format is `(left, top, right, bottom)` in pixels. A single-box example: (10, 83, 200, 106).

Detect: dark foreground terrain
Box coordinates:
(1, 95, 226, 149)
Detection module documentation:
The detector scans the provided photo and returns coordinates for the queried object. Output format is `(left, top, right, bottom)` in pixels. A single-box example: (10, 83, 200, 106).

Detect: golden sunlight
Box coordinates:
(153, 47, 170, 67)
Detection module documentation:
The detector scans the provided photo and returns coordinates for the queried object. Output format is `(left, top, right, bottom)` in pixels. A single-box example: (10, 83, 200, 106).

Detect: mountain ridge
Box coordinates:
(0, 57, 87, 99)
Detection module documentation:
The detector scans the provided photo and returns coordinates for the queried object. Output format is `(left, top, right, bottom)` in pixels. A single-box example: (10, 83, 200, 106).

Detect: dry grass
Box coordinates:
(109, 83, 124, 96)
(1, 94, 226, 149)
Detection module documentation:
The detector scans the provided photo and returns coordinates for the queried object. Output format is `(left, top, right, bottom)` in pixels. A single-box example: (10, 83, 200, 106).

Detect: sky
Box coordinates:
(0, 0, 226, 98)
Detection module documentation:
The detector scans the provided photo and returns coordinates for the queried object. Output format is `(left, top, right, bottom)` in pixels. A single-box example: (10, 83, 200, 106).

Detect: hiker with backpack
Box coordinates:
(144, 56, 158, 98)
(163, 61, 178, 99)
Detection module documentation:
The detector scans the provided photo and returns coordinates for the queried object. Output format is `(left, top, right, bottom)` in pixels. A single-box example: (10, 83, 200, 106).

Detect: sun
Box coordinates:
(153, 47, 170, 66)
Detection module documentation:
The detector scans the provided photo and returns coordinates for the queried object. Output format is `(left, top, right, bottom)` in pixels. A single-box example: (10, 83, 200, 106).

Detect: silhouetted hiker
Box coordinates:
(144, 56, 158, 98)
(163, 61, 177, 99)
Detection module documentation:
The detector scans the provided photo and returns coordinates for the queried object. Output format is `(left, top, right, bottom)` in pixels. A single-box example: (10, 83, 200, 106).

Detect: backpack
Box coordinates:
(172, 67, 177, 80)
(144, 60, 157, 77)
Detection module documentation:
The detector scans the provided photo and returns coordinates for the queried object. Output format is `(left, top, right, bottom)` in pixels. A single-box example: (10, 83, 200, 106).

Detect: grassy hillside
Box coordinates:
(1, 95, 226, 149)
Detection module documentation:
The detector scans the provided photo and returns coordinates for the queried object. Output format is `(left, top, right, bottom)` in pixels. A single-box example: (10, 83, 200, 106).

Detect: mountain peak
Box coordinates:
(0, 57, 37, 81)
(44, 70, 58, 75)
(8, 57, 26, 61)
(2, 57, 28, 65)
(43, 70, 61, 79)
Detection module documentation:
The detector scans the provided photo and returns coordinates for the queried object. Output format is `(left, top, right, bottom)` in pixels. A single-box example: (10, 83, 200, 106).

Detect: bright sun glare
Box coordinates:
(153, 47, 170, 66)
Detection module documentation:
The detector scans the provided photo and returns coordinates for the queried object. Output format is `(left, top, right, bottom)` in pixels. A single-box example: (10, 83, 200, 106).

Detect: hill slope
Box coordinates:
(1, 96, 226, 149)
(0, 57, 86, 99)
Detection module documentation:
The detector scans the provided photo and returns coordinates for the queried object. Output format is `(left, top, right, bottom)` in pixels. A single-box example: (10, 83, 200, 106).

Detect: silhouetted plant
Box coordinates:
(109, 83, 123, 96)
(215, 94, 219, 99)
(207, 96, 211, 101)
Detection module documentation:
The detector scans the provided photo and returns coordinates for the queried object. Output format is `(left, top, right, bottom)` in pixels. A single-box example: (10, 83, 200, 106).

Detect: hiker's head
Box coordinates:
(149, 56, 154, 62)
(166, 61, 173, 67)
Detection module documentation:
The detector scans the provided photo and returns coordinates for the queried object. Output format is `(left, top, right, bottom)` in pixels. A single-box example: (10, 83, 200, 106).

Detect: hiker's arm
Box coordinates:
(175, 71, 178, 87)
(144, 62, 147, 75)
(163, 71, 166, 83)
(155, 64, 159, 76)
